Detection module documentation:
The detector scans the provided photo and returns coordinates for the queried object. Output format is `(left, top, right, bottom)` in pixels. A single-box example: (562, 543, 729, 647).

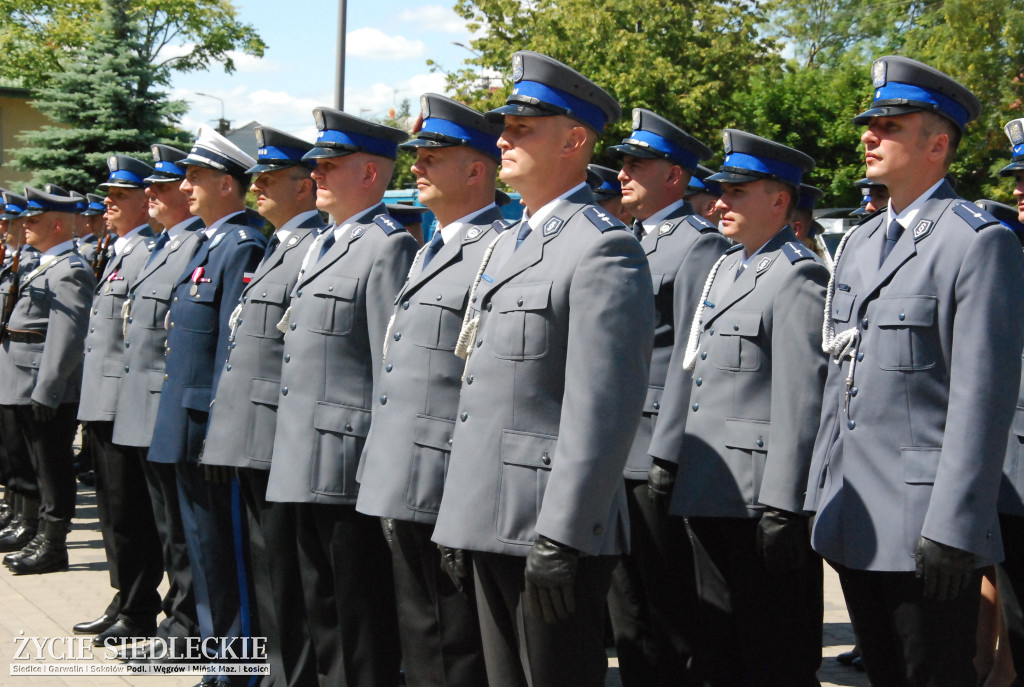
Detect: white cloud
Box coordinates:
(396, 6, 467, 34)
(224, 50, 279, 74)
(346, 28, 426, 61)
(173, 86, 330, 139)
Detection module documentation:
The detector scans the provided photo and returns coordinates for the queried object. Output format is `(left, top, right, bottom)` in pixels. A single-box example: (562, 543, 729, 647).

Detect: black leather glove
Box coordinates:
(438, 545, 468, 593)
(647, 458, 678, 510)
(915, 536, 975, 601)
(524, 536, 579, 624)
(203, 464, 234, 484)
(756, 508, 809, 574)
(31, 400, 57, 424)
(381, 517, 395, 544)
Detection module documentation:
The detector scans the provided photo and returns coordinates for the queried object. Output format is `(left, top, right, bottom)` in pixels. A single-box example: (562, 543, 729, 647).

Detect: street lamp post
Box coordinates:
(335, 0, 347, 110)
(195, 92, 230, 135)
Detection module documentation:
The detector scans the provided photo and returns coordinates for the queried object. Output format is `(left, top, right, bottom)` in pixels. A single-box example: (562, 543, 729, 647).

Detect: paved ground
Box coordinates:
(0, 483, 870, 686)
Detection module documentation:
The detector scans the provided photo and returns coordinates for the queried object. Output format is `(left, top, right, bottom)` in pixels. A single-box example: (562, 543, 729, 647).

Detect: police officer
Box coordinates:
(664, 130, 827, 685)
(685, 164, 724, 224)
(805, 57, 1024, 686)
(264, 109, 416, 687)
(0, 187, 96, 574)
(75, 193, 106, 265)
(147, 126, 266, 682)
(74, 155, 164, 643)
(110, 143, 204, 650)
(587, 163, 632, 224)
(355, 94, 507, 687)
(431, 51, 654, 687)
(792, 184, 833, 266)
(201, 126, 322, 686)
(605, 108, 731, 687)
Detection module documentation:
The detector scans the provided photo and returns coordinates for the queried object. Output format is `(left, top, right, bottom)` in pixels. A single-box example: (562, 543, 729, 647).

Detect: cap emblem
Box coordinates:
(512, 54, 524, 82)
(1010, 120, 1024, 146)
(314, 110, 326, 131)
(255, 129, 266, 147)
(420, 95, 429, 119)
(872, 59, 887, 88)
(632, 109, 641, 130)
(108, 155, 119, 170)
(722, 131, 732, 154)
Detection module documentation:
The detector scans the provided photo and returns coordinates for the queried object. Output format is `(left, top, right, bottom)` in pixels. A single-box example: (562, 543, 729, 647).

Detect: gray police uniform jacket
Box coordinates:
(202, 214, 323, 470)
(265, 206, 418, 505)
(1001, 349, 1024, 518)
(78, 229, 156, 423)
(111, 222, 204, 448)
(77, 235, 98, 267)
(806, 182, 1024, 571)
(0, 248, 95, 407)
(355, 206, 508, 523)
(432, 187, 655, 557)
(627, 204, 731, 479)
(669, 229, 829, 519)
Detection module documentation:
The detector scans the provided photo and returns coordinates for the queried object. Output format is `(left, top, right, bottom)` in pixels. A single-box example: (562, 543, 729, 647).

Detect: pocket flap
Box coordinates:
(644, 385, 663, 414)
(718, 311, 762, 337)
(723, 418, 770, 451)
(148, 370, 166, 392)
(313, 401, 371, 437)
(140, 283, 173, 301)
(11, 351, 40, 369)
(105, 280, 129, 296)
(189, 283, 217, 303)
(415, 284, 468, 311)
(249, 377, 280, 406)
(831, 290, 856, 323)
(181, 385, 212, 411)
(412, 414, 455, 450)
(493, 282, 551, 313)
(248, 283, 288, 305)
(101, 356, 123, 377)
(651, 272, 665, 295)
(313, 277, 358, 300)
(1013, 407, 1024, 438)
(876, 295, 936, 327)
(903, 446, 941, 484)
(500, 429, 557, 469)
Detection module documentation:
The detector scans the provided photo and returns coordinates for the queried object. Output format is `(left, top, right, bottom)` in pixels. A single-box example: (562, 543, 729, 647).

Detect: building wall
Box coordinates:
(0, 88, 41, 188)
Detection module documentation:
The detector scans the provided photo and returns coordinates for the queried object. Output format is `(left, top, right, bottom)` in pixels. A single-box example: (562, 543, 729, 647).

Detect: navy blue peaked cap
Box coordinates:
(305, 108, 409, 161)
(687, 165, 722, 197)
(99, 154, 154, 191)
(146, 144, 189, 183)
(586, 164, 622, 200)
(21, 186, 84, 216)
(249, 126, 316, 173)
(710, 130, 814, 187)
(402, 94, 502, 160)
(608, 109, 711, 172)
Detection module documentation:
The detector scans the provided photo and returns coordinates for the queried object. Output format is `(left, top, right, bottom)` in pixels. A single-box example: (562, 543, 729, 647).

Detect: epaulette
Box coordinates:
(683, 214, 716, 233)
(374, 214, 406, 236)
(782, 241, 816, 263)
(67, 255, 86, 269)
(583, 206, 625, 232)
(492, 219, 509, 233)
(725, 243, 744, 255)
(952, 201, 1000, 232)
(235, 228, 261, 244)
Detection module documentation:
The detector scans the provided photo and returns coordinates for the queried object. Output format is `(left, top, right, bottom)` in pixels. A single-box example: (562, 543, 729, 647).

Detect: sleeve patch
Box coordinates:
(583, 206, 625, 232)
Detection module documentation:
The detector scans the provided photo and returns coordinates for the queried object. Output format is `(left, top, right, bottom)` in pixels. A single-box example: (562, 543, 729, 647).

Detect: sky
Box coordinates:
(169, 0, 490, 142)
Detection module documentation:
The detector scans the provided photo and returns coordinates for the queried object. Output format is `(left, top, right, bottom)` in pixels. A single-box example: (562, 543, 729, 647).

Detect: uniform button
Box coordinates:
(228, 342, 235, 349)
(710, 329, 715, 335)
(541, 452, 551, 465)
(90, 327, 95, 333)
(472, 296, 477, 303)
(284, 355, 291, 363)
(127, 317, 132, 324)
(756, 438, 764, 448)
(289, 323, 296, 331)
(92, 309, 98, 315)
(898, 313, 905, 321)
(517, 297, 524, 306)
(476, 339, 483, 348)
(466, 375, 474, 384)
(282, 387, 288, 396)
(850, 387, 858, 397)
(692, 403, 699, 411)
(460, 412, 468, 422)
(653, 401, 660, 410)
(447, 437, 453, 447)
(164, 374, 169, 381)
(700, 352, 707, 360)
(402, 301, 409, 310)
(124, 342, 129, 349)
(393, 332, 401, 341)
(345, 423, 353, 432)
(861, 318, 869, 329)
(170, 322, 175, 328)
(695, 378, 702, 387)
(733, 324, 739, 331)
(296, 290, 302, 298)
(261, 292, 267, 298)
(87, 346, 92, 352)
(856, 352, 864, 362)
(124, 366, 129, 373)
(847, 420, 856, 430)
(173, 297, 178, 303)
(486, 302, 492, 312)
(166, 347, 171, 353)
(593, 524, 604, 535)
(225, 364, 232, 371)
(385, 363, 393, 372)
(237, 319, 242, 325)
(151, 290, 156, 295)
(436, 294, 443, 301)
(380, 395, 388, 405)
(328, 285, 334, 291)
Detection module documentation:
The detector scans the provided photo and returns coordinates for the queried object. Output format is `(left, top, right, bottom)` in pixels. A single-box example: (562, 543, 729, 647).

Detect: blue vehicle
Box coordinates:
(384, 188, 524, 241)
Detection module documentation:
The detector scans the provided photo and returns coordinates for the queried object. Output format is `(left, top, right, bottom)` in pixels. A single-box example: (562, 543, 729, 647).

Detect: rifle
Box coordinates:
(1, 246, 21, 337)
(93, 230, 112, 281)
(0, 232, 7, 270)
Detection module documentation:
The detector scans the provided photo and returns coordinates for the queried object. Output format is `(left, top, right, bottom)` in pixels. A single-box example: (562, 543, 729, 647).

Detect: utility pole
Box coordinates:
(335, 0, 347, 110)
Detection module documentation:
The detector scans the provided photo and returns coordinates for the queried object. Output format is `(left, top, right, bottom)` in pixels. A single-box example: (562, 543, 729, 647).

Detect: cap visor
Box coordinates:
(399, 138, 456, 151)
(301, 146, 354, 161)
(143, 174, 184, 184)
(484, 103, 551, 122)
(245, 161, 304, 174)
(593, 190, 620, 200)
(98, 181, 146, 191)
(607, 143, 661, 160)
(852, 104, 924, 125)
(998, 161, 1024, 178)
(495, 190, 512, 206)
(0, 213, 20, 220)
(707, 170, 761, 184)
(18, 208, 45, 217)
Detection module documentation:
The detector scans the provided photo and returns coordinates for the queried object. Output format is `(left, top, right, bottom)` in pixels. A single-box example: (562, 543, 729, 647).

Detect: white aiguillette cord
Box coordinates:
(681, 253, 729, 371)
(820, 228, 862, 412)
(454, 232, 509, 380)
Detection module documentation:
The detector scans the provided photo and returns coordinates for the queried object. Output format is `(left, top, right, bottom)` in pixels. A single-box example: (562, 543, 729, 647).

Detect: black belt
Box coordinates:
(2, 328, 46, 344)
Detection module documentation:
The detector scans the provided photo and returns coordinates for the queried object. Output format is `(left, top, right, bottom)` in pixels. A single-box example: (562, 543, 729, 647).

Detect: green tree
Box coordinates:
(383, 97, 416, 190)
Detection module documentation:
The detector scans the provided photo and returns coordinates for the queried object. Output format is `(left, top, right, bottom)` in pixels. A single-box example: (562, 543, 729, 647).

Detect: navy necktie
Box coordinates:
(318, 232, 336, 261)
(260, 235, 281, 266)
(881, 218, 902, 265)
(422, 231, 444, 269)
(515, 221, 532, 251)
(145, 232, 169, 267)
(632, 220, 645, 241)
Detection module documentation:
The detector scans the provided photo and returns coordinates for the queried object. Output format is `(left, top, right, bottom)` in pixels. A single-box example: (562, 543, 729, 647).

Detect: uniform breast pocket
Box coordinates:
(488, 282, 551, 361)
(182, 283, 217, 333)
(101, 280, 129, 317)
(496, 429, 557, 545)
(411, 284, 468, 350)
(137, 283, 173, 329)
(25, 285, 51, 318)
(713, 311, 763, 372)
(874, 296, 938, 371)
(247, 282, 289, 338)
(831, 290, 856, 324)
(311, 277, 358, 335)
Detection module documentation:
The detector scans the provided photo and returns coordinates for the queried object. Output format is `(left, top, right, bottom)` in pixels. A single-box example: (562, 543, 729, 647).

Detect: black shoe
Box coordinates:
(836, 648, 861, 666)
(0, 506, 14, 531)
(0, 518, 37, 552)
(851, 655, 865, 671)
(4, 533, 45, 567)
(8, 538, 68, 574)
(74, 613, 117, 635)
(78, 470, 95, 487)
(94, 618, 156, 647)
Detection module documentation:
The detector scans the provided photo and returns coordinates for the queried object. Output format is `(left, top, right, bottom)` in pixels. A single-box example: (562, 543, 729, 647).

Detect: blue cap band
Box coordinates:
(689, 176, 708, 192)
(88, 201, 105, 212)
(874, 81, 969, 130)
(316, 128, 398, 159)
(1012, 144, 1024, 159)
(155, 160, 185, 176)
(511, 80, 608, 132)
(109, 169, 146, 185)
(597, 179, 620, 194)
(625, 130, 699, 170)
(722, 152, 804, 186)
(420, 117, 500, 158)
(258, 145, 309, 163)
(4, 203, 23, 214)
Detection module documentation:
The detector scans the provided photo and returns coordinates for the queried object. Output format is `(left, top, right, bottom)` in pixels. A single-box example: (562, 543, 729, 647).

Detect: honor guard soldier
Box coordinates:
(75, 155, 164, 643)
(664, 131, 827, 685)
(111, 143, 204, 649)
(264, 108, 416, 687)
(805, 57, 1024, 686)
(0, 187, 96, 574)
(147, 125, 267, 679)
(355, 94, 507, 687)
(587, 163, 632, 224)
(685, 165, 724, 224)
(431, 51, 655, 687)
(201, 126, 322, 686)
(75, 193, 107, 265)
(604, 108, 731, 687)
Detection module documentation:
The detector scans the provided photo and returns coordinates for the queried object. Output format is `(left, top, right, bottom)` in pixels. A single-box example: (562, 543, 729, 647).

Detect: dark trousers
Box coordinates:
(835, 563, 982, 687)
(474, 551, 617, 687)
(999, 513, 1024, 674)
(388, 519, 486, 687)
(139, 454, 198, 640)
(237, 468, 315, 687)
(0, 404, 38, 496)
(295, 502, 400, 687)
(15, 403, 77, 523)
(88, 422, 163, 623)
(607, 480, 701, 687)
(686, 517, 822, 687)
(175, 462, 254, 662)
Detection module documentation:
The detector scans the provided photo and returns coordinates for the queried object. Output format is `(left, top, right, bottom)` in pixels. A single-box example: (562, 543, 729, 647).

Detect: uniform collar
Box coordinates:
(638, 199, 686, 236)
(438, 202, 498, 244)
(277, 209, 320, 236)
(166, 217, 199, 240)
(113, 224, 149, 255)
(204, 210, 245, 238)
(43, 239, 76, 258)
(740, 226, 787, 266)
(332, 203, 383, 241)
(523, 182, 587, 230)
(886, 177, 946, 232)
